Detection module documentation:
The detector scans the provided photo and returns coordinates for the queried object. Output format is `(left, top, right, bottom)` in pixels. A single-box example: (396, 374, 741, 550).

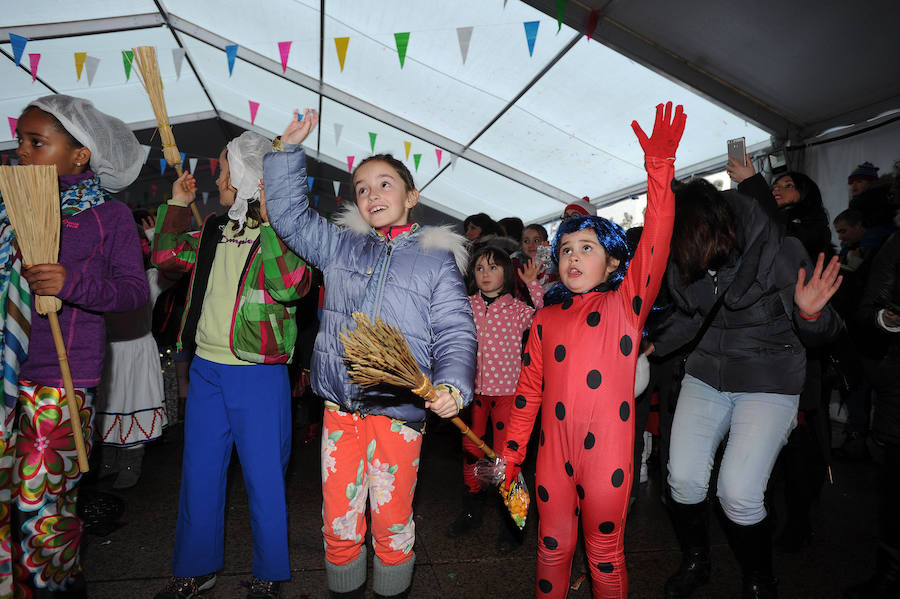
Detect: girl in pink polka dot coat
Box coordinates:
(446, 245, 543, 551)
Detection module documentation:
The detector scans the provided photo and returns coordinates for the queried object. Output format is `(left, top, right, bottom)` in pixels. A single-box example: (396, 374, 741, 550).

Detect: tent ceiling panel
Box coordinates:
(5, 0, 158, 28)
(471, 37, 769, 199)
(0, 27, 212, 143)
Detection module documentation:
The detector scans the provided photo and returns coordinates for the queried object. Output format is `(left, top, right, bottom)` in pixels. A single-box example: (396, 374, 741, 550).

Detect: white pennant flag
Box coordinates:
(189, 158, 198, 173)
(457, 27, 473, 64)
(85, 56, 100, 86)
(201, 191, 209, 205)
(333, 180, 340, 196)
(172, 48, 186, 80)
(450, 154, 459, 170)
(333, 123, 343, 146)
(140, 144, 151, 163)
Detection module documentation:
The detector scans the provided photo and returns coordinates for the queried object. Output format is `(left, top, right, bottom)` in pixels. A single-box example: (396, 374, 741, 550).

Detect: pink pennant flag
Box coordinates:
(1, 155, 8, 165)
(435, 149, 443, 168)
(249, 100, 260, 125)
(8, 117, 17, 138)
(346, 156, 355, 172)
(28, 53, 40, 82)
(278, 41, 292, 73)
(209, 158, 219, 175)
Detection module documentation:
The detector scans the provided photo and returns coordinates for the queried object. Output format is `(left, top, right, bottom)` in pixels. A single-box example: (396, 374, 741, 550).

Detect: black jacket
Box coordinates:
(652, 190, 843, 395)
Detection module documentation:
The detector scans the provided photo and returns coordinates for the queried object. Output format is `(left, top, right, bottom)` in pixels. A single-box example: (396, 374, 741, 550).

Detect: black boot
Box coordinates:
(843, 544, 900, 599)
(721, 516, 777, 599)
(664, 499, 710, 599)
(446, 490, 485, 538)
(497, 499, 524, 554)
(328, 586, 364, 599)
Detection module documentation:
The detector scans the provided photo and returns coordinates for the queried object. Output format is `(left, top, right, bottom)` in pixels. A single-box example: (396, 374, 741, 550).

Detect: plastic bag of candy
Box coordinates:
(473, 457, 530, 529)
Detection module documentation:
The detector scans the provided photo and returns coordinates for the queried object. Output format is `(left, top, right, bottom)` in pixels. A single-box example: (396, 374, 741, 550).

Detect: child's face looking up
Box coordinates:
(474, 255, 505, 298)
(354, 160, 419, 229)
(215, 148, 237, 208)
(558, 229, 620, 293)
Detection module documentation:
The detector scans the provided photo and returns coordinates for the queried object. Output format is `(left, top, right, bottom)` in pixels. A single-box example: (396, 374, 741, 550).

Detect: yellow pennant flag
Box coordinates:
(403, 141, 411, 161)
(334, 37, 349, 72)
(74, 52, 87, 81)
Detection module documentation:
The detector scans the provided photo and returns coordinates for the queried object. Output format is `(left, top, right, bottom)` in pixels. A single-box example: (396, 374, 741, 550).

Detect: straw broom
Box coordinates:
(130, 46, 204, 226)
(0, 165, 90, 473)
(340, 311, 496, 459)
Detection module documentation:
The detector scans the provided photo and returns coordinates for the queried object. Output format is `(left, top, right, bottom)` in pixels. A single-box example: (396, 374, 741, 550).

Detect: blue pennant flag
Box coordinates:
(225, 44, 238, 76)
(159, 159, 167, 175)
(308, 176, 315, 191)
(313, 195, 320, 208)
(9, 34, 28, 66)
(524, 21, 539, 57)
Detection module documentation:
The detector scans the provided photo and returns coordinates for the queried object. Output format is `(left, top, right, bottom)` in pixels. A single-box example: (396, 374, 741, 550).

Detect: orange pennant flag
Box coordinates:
(74, 52, 87, 81)
(334, 37, 349, 72)
(403, 141, 411, 161)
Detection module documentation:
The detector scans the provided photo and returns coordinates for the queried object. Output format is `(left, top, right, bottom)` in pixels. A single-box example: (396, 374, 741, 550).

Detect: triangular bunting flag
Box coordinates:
(586, 10, 599, 41)
(369, 132, 377, 153)
(313, 195, 320, 208)
(189, 158, 198, 173)
(172, 48, 186, 79)
(209, 158, 219, 176)
(457, 27, 473, 64)
(226, 44, 238, 76)
(333, 180, 340, 196)
(346, 156, 355, 172)
(159, 159, 167, 175)
(74, 52, 87, 81)
(249, 100, 260, 125)
(28, 53, 40, 83)
(556, 0, 567, 32)
(122, 50, 134, 81)
(334, 123, 343, 145)
(140, 144, 151, 163)
(394, 32, 410, 68)
(7, 118, 16, 139)
(308, 176, 315, 191)
(334, 37, 349, 72)
(202, 191, 209, 205)
(278, 41, 292, 73)
(179, 152, 186, 167)
(403, 141, 411, 161)
(435, 148, 443, 167)
(413, 153, 421, 171)
(9, 34, 27, 66)
(85, 56, 100, 86)
(0, 156, 7, 165)
(524, 21, 540, 57)
(450, 154, 458, 170)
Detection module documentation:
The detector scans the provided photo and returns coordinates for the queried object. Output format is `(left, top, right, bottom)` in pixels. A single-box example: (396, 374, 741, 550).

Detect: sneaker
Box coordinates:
(153, 573, 216, 599)
(246, 576, 280, 599)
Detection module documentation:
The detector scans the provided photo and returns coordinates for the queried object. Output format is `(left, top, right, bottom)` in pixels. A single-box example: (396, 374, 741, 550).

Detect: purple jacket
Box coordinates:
(20, 200, 149, 388)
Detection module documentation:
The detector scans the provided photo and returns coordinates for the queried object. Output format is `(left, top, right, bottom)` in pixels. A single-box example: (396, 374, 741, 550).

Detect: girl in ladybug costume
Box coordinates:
(499, 102, 687, 599)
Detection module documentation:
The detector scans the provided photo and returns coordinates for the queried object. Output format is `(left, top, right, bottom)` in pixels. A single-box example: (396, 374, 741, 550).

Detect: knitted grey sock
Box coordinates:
(325, 546, 367, 593)
(372, 553, 415, 597)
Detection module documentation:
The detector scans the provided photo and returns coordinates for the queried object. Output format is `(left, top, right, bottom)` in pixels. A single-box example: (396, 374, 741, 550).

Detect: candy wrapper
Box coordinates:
(473, 457, 530, 529)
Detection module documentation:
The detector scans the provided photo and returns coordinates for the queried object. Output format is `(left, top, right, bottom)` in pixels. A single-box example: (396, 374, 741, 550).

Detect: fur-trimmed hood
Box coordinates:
(332, 205, 469, 273)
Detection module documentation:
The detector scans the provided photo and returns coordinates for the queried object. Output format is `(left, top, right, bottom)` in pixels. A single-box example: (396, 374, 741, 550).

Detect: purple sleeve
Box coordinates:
(57, 202, 150, 312)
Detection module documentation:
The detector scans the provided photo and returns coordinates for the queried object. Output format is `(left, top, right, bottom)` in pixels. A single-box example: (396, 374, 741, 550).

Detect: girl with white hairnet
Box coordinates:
(1, 94, 150, 596)
(151, 130, 312, 599)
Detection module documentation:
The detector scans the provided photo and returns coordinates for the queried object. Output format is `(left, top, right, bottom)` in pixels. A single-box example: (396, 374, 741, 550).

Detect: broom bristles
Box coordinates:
(340, 312, 431, 396)
(0, 165, 62, 314)
(131, 46, 181, 168)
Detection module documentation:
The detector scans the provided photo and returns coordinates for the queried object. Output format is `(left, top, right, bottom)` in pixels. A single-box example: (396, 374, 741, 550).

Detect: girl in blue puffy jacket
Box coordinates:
(263, 109, 476, 599)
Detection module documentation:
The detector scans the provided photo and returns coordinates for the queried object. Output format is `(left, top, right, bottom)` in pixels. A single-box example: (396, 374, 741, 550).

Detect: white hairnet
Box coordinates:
(225, 131, 271, 230)
(28, 94, 142, 193)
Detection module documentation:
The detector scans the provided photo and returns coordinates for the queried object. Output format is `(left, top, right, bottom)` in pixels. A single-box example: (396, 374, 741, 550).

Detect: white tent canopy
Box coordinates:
(3, 1, 777, 223)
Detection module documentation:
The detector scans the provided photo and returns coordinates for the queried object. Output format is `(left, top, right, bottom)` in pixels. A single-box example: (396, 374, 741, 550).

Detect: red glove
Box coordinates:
(631, 102, 687, 161)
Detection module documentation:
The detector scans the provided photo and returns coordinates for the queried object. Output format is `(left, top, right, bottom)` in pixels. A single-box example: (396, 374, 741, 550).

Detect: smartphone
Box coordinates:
(534, 244, 552, 271)
(727, 137, 746, 165)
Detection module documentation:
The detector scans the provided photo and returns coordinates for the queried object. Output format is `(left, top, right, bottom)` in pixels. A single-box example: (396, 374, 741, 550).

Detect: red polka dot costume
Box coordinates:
(501, 106, 682, 597)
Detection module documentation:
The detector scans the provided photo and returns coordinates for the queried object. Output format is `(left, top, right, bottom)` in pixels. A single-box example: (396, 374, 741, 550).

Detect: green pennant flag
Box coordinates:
(394, 32, 410, 68)
(369, 132, 377, 152)
(556, 0, 567, 32)
(413, 153, 421, 171)
(122, 50, 134, 81)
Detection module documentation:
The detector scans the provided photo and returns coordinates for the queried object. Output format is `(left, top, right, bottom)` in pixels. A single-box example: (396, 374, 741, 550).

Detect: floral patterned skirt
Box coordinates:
(0, 381, 93, 598)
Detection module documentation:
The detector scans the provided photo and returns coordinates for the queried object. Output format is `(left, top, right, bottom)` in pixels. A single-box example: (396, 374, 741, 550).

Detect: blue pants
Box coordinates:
(173, 356, 292, 580)
(667, 375, 798, 525)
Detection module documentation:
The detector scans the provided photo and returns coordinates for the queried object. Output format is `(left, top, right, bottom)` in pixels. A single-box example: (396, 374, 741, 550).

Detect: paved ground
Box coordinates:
(81, 417, 880, 598)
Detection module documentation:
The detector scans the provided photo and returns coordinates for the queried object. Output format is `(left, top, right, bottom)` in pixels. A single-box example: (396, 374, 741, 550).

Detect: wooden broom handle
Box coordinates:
(174, 164, 204, 227)
(413, 376, 496, 459)
(47, 311, 90, 473)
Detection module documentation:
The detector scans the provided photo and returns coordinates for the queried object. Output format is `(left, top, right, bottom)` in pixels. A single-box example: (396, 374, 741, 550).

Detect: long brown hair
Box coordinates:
(671, 179, 740, 283)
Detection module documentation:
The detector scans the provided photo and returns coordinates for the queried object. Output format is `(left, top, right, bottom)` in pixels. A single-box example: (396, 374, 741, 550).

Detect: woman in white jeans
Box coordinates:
(649, 179, 843, 599)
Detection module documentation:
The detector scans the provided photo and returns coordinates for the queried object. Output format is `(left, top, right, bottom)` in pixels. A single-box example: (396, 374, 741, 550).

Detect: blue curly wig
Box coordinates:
(545, 215, 632, 306)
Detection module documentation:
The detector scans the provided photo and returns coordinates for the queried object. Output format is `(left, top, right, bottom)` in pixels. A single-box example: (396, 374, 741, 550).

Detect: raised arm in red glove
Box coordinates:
(631, 101, 686, 162)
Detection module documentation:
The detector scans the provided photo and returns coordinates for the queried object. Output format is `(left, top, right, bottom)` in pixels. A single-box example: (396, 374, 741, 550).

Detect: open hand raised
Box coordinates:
(281, 108, 319, 146)
(631, 102, 687, 161)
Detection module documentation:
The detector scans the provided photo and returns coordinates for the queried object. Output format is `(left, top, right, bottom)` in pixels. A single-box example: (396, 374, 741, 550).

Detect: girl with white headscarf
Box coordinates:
(150, 131, 312, 599)
(1, 94, 149, 596)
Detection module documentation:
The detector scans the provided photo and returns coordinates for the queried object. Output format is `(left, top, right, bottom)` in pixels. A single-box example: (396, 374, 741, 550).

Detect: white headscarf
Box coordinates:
(225, 131, 271, 230)
(27, 94, 142, 192)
